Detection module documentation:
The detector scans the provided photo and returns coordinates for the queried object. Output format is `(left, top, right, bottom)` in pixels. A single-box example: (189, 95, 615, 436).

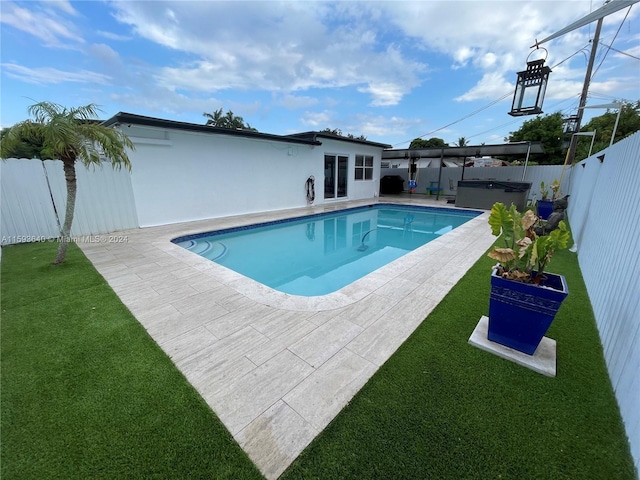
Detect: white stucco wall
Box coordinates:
(125, 125, 383, 227)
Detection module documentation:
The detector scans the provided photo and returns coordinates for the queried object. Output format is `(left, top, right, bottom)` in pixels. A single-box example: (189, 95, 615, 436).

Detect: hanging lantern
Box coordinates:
(563, 115, 580, 135)
(509, 49, 552, 117)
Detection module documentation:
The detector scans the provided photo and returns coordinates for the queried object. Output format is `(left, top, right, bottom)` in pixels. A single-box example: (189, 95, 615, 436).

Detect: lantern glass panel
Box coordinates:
(522, 85, 539, 112)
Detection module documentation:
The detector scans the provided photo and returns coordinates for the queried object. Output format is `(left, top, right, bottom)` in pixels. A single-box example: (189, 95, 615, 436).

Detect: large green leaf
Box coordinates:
(546, 221, 570, 251)
(488, 202, 513, 240)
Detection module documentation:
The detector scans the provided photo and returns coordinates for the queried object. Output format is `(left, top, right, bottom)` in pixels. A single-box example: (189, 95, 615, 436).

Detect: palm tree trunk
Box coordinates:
(54, 159, 77, 265)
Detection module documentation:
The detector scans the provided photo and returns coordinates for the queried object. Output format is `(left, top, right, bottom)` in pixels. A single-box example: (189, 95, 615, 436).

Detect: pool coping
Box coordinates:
(78, 196, 495, 479)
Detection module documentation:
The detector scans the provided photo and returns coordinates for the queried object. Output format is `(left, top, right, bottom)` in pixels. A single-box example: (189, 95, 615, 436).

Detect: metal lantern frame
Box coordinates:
(563, 115, 580, 135)
(509, 49, 552, 117)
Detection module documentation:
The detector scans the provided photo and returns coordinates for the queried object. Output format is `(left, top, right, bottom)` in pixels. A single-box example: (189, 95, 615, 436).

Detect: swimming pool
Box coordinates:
(172, 204, 480, 296)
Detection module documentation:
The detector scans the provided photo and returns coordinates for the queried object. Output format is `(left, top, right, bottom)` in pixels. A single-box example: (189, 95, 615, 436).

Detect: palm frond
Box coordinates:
(6, 101, 132, 167)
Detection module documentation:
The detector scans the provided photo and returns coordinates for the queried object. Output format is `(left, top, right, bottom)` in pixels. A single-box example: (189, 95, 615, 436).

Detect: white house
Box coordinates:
(102, 113, 391, 227)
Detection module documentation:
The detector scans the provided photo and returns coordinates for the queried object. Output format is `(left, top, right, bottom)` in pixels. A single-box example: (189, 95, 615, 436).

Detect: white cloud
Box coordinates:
(549, 77, 634, 102)
(1, 63, 111, 85)
(88, 43, 121, 64)
(48, 1, 78, 16)
(358, 83, 406, 107)
(480, 52, 498, 70)
(109, 2, 425, 105)
(381, 1, 639, 103)
(2, 0, 637, 146)
(110, 90, 220, 117)
(301, 110, 334, 128)
(614, 43, 640, 59)
(452, 47, 475, 68)
(0, 1, 83, 46)
(273, 94, 319, 110)
(350, 114, 423, 139)
(96, 30, 131, 41)
(455, 72, 513, 102)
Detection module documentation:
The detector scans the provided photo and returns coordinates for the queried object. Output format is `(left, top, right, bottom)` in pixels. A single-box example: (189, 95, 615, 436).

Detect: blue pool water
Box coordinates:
(172, 204, 480, 296)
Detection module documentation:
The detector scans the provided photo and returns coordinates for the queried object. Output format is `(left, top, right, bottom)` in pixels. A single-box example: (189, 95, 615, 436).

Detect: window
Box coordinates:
(381, 161, 390, 169)
(355, 154, 374, 181)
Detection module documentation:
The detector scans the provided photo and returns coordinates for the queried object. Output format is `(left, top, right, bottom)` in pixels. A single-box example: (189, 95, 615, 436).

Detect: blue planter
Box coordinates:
(488, 268, 569, 355)
(537, 200, 554, 220)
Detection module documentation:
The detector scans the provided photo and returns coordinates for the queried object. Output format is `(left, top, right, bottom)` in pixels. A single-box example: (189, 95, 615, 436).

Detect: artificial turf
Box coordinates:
(0, 242, 262, 480)
(281, 247, 637, 479)
(1, 240, 636, 479)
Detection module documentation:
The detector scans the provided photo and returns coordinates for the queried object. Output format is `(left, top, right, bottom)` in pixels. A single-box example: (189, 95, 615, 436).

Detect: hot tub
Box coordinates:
(455, 180, 531, 211)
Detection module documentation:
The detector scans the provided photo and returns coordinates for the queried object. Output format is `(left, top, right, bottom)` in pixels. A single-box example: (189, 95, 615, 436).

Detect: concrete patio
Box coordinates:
(79, 196, 495, 479)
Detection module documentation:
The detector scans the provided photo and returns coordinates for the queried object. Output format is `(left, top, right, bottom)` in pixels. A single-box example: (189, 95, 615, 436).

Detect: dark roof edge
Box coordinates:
(287, 131, 392, 149)
(102, 112, 322, 146)
(382, 141, 546, 159)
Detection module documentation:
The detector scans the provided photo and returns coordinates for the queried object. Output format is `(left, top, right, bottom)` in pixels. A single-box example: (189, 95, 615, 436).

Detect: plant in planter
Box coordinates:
(537, 179, 562, 220)
(486, 202, 570, 355)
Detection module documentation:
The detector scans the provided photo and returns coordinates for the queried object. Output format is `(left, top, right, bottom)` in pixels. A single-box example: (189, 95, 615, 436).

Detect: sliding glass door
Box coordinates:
(324, 154, 348, 199)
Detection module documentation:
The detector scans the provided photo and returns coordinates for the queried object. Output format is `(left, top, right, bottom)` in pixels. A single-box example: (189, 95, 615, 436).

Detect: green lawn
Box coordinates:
(1, 241, 636, 479)
(282, 247, 636, 479)
(0, 242, 262, 480)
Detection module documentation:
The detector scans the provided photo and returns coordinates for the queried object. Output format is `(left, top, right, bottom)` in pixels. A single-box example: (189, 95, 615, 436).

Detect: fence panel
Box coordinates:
(43, 161, 139, 237)
(1, 159, 61, 244)
(566, 131, 640, 473)
(1, 158, 138, 245)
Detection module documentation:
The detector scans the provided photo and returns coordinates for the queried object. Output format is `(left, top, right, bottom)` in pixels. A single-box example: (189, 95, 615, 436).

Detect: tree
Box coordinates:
(409, 137, 447, 149)
(0, 127, 45, 159)
(203, 108, 256, 131)
(455, 137, 469, 147)
(320, 128, 367, 140)
(0, 102, 134, 265)
(203, 108, 224, 127)
(347, 133, 367, 141)
(577, 100, 640, 161)
(507, 112, 564, 164)
(321, 127, 343, 136)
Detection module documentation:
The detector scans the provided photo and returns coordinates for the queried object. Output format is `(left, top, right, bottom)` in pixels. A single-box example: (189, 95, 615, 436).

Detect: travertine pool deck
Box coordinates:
(79, 197, 494, 479)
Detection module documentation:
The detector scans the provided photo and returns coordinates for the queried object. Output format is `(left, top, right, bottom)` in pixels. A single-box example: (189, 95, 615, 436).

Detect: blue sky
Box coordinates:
(1, 1, 639, 148)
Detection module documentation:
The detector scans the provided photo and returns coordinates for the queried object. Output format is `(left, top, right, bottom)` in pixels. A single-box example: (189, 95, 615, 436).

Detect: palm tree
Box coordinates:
(456, 137, 469, 147)
(203, 108, 256, 131)
(203, 108, 225, 126)
(0, 101, 134, 264)
(224, 110, 241, 129)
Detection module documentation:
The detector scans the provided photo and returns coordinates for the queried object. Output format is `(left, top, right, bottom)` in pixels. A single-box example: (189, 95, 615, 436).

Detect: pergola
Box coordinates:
(382, 141, 545, 160)
(382, 141, 546, 200)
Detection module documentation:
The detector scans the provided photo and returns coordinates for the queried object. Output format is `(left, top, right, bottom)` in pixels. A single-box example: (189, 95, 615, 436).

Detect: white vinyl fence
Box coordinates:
(1, 159, 60, 243)
(1, 158, 138, 245)
(565, 131, 640, 474)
